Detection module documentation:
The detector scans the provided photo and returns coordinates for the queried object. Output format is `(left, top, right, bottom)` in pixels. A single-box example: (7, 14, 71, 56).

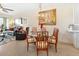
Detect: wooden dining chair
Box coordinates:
(31, 27, 37, 35)
(26, 27, 29, 35)
(26, 27, 36, 51)
(35, 31, 49, 56)
(49, 28, 59, 52)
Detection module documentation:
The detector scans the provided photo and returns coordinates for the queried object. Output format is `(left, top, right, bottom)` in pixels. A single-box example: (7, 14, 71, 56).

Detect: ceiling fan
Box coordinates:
(0, 4, 14, 13)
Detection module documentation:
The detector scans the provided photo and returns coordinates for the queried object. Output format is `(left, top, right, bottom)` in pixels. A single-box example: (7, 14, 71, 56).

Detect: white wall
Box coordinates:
(56, 4, 74, 44)
(74, 4, 79, 24)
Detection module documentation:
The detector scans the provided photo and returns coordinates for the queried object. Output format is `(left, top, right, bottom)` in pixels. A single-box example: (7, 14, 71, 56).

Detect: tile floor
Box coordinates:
(0, 40, 79, 56)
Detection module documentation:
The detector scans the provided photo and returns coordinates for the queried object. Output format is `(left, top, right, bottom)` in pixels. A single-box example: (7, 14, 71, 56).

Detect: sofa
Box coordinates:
(14, 30, 26, 40)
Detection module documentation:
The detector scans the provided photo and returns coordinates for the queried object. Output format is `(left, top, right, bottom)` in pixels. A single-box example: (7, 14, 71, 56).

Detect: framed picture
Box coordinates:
(38, 9, 56, 25)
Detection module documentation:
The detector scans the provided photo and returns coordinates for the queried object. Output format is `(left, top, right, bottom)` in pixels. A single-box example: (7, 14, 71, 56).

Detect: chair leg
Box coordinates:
(47, 49, 48, 56)
(55, 44, 57, 52)
(37, 49, 38, 56)
(27, 43, 29, 51)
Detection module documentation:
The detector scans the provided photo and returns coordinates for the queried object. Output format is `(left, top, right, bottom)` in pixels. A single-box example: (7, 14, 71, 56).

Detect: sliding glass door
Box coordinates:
(0, 17, 3, 26)
(0, 17, 4, 31)
(14, 18, 22, 26)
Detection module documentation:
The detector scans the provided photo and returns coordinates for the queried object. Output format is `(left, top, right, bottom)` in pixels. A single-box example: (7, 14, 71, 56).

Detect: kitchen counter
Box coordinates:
(67, 28, 79, 32)
(67, 27, 79, 48)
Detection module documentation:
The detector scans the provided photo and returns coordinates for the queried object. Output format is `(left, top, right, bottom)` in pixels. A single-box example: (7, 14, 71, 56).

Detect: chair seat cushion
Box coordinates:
(36, 41, 48, 49)
(48, 36, 56, 43)
(28, 38, 36, 42)
(27, 35, 36, 42)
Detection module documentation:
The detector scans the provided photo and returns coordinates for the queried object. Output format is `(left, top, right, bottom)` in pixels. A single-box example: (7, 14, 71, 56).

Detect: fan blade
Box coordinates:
(2, 9, 8, 13)
(4, 8, 14, 11)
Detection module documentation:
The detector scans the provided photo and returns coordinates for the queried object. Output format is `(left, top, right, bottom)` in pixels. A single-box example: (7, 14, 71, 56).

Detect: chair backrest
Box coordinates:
(31, 27, 37, 35)
(53, 28, 59, 43)
(41, 27, 46, 31)
(36, 31, 49, 41)
(26, 27, 29, 35)
(36, 31, 49, 52)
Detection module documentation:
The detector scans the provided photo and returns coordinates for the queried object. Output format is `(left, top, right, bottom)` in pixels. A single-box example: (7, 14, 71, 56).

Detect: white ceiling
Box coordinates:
(0, 3, 76, 18)
(0, 3, 39, 17)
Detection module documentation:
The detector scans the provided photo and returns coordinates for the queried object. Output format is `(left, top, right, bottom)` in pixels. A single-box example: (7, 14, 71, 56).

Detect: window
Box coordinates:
(15, 18, 22, 26)
(0, 17, 3, 26)
(6, 18, 9, 29)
